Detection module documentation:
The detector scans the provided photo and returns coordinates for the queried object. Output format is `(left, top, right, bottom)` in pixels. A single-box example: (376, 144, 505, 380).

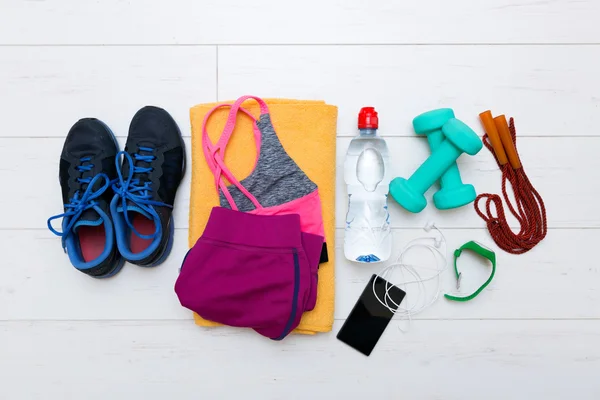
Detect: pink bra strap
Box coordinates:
(216, 95, 269, 149)
(202, 96, 269, 210)
(201, 105, 255, 209)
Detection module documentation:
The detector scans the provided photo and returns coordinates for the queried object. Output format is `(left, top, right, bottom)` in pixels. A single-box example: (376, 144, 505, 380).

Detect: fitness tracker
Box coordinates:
(444, 241, 496, 302)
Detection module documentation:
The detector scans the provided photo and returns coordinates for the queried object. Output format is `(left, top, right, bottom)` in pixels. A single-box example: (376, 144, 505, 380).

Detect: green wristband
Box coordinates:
(444, 241, 496, 302)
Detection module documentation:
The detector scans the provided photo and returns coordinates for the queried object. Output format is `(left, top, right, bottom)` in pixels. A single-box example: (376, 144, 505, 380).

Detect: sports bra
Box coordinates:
(202, 95, 326, 241)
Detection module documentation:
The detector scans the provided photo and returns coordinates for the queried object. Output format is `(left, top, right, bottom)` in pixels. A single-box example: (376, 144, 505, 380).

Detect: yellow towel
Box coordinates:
(189, 98, 337, 334)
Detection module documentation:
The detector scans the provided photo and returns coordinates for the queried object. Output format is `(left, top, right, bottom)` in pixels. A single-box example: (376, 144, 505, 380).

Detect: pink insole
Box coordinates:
(130, 214, 154, 254)
(79, 225, 106, 262)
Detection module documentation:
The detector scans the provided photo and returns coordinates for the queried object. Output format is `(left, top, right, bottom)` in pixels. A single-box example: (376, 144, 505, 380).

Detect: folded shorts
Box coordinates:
(175, 207, 323, 340)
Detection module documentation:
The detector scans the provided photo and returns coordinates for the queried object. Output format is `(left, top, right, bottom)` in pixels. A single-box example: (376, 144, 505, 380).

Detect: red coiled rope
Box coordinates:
(474, 118, 547, 254)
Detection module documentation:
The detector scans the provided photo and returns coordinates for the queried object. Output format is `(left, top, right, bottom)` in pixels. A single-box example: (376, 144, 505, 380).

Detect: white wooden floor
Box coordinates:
(2, 1, 600, 399)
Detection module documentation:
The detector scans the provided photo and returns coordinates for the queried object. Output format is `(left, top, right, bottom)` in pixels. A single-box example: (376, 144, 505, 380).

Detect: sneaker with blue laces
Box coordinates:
(111, 106, 186, 267)
(47, 118, 124, 278)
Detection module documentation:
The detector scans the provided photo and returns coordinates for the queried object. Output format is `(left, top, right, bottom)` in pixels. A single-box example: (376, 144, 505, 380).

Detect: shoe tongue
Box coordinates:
(73, 208, 103, 231)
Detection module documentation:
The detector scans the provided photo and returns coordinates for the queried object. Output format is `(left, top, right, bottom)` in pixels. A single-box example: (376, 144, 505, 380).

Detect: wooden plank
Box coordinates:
(2, 2, 598, 398)
(2, 45, 599, 138)
(1, 0, 598, 45)
(1, 320, 599, 399)
(0, 229, 191, 321)
(0, 46, 216, 138)
(218, 45, 600, 137)
(4, 136, 596, 230)
(1, 228, 597, 321)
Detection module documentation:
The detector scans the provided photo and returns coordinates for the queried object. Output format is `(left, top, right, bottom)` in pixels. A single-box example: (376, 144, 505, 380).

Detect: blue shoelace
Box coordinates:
(47, 157, 110, 250)
(111, 147, 172, 240)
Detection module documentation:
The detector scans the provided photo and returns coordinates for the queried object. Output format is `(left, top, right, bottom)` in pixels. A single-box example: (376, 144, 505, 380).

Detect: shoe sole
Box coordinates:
(96, 254, 126, 278)
(145, 215, 175, 268)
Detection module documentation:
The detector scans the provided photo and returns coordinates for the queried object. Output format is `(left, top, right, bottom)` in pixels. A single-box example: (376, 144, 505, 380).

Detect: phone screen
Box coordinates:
(337, 274, 406, 356)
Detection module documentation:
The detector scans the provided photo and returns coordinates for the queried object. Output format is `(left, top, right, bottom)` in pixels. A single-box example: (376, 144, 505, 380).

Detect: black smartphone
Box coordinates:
(337, 274, 406, 356)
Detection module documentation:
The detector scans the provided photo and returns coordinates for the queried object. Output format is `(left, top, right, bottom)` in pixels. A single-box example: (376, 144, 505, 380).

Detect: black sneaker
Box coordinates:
(110, 106, 186, 267)
(47, 118, 124, 278)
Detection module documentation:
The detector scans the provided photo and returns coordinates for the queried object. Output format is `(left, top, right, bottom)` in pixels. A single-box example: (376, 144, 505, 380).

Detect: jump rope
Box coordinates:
(475, 111, 547, 254)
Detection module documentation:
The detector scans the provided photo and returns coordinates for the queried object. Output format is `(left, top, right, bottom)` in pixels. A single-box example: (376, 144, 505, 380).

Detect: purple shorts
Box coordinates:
(175, 207, 323, 340)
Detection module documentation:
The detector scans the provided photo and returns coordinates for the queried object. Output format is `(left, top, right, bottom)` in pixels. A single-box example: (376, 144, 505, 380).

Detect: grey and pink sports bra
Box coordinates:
(201, 95, 327, 260)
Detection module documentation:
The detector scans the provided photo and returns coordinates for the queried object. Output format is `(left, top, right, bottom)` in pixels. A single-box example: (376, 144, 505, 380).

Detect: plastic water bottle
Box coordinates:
(344, 107, 392, 263)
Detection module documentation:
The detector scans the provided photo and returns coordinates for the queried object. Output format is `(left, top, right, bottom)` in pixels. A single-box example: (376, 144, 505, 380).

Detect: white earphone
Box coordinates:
(424, 221, 443, 248)
(372, 221, 448, 329)
(424, 221, 435, 232)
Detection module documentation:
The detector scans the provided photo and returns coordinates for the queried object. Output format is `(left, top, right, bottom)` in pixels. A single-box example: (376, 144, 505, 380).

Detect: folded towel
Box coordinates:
(189, 99, 337, 334)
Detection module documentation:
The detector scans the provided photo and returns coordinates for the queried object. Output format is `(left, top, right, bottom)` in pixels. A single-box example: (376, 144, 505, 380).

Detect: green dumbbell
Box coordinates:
(413, 109, 478, 210)
(390, 118, 482, 213)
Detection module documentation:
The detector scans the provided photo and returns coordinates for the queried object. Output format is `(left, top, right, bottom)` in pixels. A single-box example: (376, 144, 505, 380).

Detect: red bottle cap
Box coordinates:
(358, 107, 379, 129)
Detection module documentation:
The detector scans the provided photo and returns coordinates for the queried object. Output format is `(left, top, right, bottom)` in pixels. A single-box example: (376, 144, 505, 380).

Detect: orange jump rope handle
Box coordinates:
(479, 110, 508, 166)
(493, 115, 521, 169)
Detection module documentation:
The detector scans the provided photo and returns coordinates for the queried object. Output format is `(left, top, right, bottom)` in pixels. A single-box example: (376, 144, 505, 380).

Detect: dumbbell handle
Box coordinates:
(426, 130, 464, 189)
(408, 139, 460, 193)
